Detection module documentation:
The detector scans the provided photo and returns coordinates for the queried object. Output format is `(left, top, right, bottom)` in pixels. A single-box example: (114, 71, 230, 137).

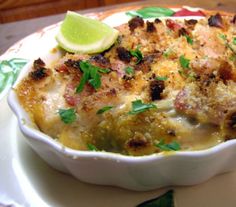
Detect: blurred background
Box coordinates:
(0, 0, 142, 23)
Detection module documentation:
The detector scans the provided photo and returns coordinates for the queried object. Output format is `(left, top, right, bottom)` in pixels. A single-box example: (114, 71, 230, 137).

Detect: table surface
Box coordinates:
(0, 0, 236, 55)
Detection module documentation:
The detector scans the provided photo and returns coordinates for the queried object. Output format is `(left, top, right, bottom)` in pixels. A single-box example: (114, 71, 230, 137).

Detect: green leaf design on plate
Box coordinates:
(137, 190, 175, 207)
(126, 7, 175, 19)
(0, 58, 28, 95)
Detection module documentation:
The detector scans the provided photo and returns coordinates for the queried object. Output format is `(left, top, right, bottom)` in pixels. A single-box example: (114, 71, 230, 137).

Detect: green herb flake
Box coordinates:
(128, 99, 157, 115)
(178, 70, 184, 77)
(125, 66, 134, 75)
(188, 72, 197, 80)
(184, 35, 193, 45)
(137, 190, 174, 207)
(179, 55, 190, 69)
(163, 51, 169, 58)
(233, 37, 236, 45)
(87, 143, 98, 151)
(130, 46, 143, 64)
(219, 33, 227, 40)
(229, 55, 236, 61)
(76, 61, 109, 93)
(88, 66, 101, 89)
(98, 68, 110, 73)
(126, 7, 175, 19)
(163, 49, 173, 58)
(155, 139, 181, 151)
(156, 76, 168, 81)
(218, 34, 236, 55)
(76, 70, 90, 93)
(96, 106, 113, 114)
(58, 108, 76, 124)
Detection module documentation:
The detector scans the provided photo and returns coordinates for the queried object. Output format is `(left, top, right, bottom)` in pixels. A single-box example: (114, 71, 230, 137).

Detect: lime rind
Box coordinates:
(56, 28, 119, 54)
(56, 11, 119, 54)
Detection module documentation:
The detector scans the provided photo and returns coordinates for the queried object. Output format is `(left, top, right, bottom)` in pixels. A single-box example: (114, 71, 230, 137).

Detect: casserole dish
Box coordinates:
(8, 6, 236, 191)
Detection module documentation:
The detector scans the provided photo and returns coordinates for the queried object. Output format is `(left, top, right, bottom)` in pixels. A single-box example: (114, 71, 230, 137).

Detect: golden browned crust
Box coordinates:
(17, 10, 236, 155)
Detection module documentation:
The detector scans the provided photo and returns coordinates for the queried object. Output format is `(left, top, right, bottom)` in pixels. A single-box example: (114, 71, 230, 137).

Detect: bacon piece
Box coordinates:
(128, 16, 144, 32)
(185, 19, 198, 30)
(173, 8, 205, 17)
(126, 134, 150, 150)
(154, 18, 161, 24)
(64, 59, 81, 69)
(116, 47, 131, 63)
(90, 54, 111, 68)
(174, 89, 189, 111)
(134, 62, 150, 73)
(178, 27, 189, 36)
(231, 15, 236, 24)
(143, 52, 161, 64)
(30, 68, 48, 81)
(218, 61, 234, 83)
(30, 58, 49, 81)
(166, 19, 182, 31)
(110, 59, 126, 77)
(55, 64, 69, 73)
(208, 13, 224, 28)
(146, 21, 156, 33)
(150, 79, 165, 101)
(64, 83, 80, 106)
(34, 58, 45, 67)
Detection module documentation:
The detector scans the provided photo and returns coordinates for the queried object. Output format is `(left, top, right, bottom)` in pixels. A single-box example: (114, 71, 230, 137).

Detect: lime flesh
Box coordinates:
(56, 11, 119, 54)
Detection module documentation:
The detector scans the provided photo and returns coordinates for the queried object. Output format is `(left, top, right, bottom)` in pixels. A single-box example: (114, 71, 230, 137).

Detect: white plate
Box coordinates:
(2, 93, 236, 207)
(2, 7, 236, 207)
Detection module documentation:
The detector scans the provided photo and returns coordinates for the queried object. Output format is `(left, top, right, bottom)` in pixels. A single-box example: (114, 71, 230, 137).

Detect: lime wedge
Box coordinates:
(56, 11, 119, 54)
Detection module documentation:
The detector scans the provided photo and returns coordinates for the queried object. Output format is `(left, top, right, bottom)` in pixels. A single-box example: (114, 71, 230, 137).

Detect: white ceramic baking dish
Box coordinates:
(7, 51, 236, 191)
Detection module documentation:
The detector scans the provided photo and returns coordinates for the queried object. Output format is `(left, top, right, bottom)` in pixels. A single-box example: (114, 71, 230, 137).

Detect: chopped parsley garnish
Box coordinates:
(178, 70, 185, 77)
(125, 66, 134, 75)
(184, 34, 193, 45)
(98, 68, 110, 73)
(130, 45, 143, 64)
(76, 61, 110, 93)
(219, 33, 227, 40)
(156, 76, 168, 81)
(96, 106, 113, 114)
(58, 108, 76, 124)
(230, 55, 236, 61)
(188, 72, 197, 80)
(163, 49, 173, 58)
(128, 99, 157, 115)
(179, 55, 190, 69)
(233, 37, 236, 45)
(219, 34, 236, 56)
(155, 139, 181, 151)
(87, 143, 98, 151)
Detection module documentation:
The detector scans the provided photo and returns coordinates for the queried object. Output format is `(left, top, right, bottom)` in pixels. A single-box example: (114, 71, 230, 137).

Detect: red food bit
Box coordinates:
(56, 64, 69, 73)
(174, 89, 188, 111)
(173, 8, 205, 17)
(64, 83, 80, 106)
(166, 19, 182, 31)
